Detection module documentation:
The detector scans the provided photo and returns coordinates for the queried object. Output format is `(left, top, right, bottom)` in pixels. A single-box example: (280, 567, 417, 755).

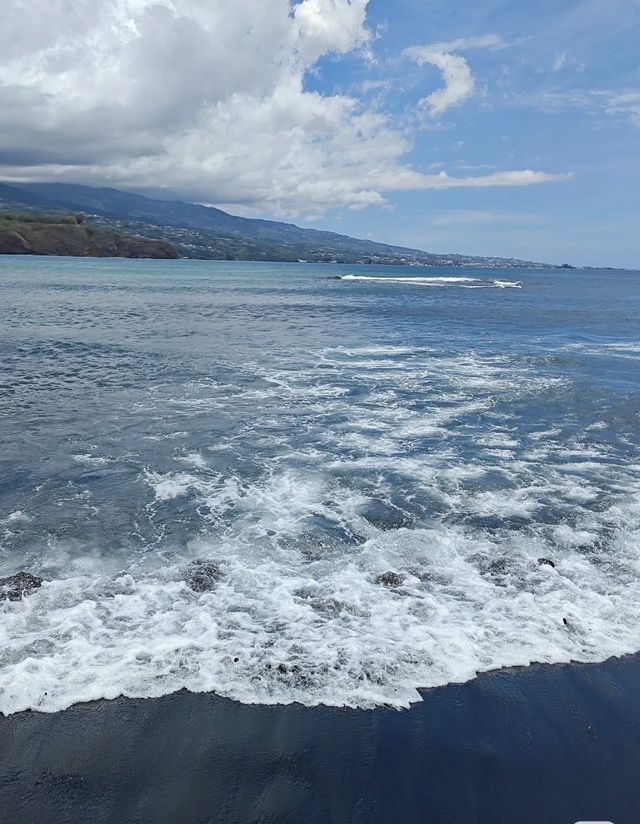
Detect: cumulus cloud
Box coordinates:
(0, 4, 565, 213)
(294, 0, 370, 61)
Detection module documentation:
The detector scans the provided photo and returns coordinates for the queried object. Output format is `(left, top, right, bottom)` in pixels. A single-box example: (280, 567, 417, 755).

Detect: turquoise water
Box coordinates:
(1, 257, 639, 714)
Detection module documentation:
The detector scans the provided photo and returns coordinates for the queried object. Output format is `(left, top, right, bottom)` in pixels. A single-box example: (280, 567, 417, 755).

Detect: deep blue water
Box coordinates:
(1, 257, 639, 714)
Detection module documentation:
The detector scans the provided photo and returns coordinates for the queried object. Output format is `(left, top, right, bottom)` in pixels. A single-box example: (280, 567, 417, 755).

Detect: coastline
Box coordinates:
(2, 654, 639, 823)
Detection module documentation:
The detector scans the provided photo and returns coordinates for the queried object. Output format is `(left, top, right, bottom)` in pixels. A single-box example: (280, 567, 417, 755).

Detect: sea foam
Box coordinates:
(338, 274, 522, 288)
(1, 343, 639, 714)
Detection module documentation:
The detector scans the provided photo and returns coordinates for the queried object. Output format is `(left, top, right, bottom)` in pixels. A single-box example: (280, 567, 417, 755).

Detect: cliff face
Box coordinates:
(0, 214, 178, 259)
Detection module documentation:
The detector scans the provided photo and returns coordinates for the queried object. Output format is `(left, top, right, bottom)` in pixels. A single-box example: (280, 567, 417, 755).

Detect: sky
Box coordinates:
(0, 0, 639, 267)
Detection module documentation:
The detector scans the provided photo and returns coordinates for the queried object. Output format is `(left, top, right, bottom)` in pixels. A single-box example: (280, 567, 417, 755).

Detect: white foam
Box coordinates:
(323, 345, 419, 356)
(2, 501, 639, 715)
(1, 511, 32, 525)
(339, 274, 480, 285)
(73, 454, 110, 467)
(1, 345, 639, 715)
(177, 452, 209, 469)
(143, 470, 211, 501)
(567, 341, 640, 359)
(337, 274, 522, 288)
(492, 279, 523, 288)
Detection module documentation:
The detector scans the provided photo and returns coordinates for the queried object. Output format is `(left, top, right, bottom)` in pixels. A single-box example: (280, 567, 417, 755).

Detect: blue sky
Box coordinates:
(1, 0, 638, 267)
(307, 0, 640, 267)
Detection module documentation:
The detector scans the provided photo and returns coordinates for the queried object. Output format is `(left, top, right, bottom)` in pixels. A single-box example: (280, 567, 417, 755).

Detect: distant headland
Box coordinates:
(0, 211, 177, 259)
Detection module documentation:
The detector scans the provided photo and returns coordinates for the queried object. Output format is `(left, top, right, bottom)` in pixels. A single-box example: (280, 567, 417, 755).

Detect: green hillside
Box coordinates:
(0, 182, 555, 268)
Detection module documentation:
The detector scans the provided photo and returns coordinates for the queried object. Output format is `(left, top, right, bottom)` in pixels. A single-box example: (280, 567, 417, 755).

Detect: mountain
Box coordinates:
(0, 181, 553, 267)
(0, 212, 177, 259)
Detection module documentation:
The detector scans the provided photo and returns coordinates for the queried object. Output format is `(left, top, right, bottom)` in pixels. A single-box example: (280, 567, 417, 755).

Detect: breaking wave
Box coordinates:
(337, 274, 522, 288)
(1, 342, 639, 715)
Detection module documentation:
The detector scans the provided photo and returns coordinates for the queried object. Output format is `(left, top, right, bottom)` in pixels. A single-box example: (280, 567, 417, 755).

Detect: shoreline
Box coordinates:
(2, 649, 637, 719)
(2, 653, 639, 823)
(3, 252, 633, 270)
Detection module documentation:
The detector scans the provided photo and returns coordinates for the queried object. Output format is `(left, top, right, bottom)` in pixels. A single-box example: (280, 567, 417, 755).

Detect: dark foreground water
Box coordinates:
(1, 656, 640, 823)
(1, 258, 639, 715)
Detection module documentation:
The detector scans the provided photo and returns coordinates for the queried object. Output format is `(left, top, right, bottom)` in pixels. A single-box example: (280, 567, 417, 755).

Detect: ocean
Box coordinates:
(1, 257, 639, 716)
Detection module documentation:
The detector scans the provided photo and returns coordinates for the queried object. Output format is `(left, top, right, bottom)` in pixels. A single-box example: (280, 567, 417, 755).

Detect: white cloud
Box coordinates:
(519, 86, 640, 128)
(520, 89, 591, 112)
(427, 34, 509, 52)
(427, 209, 541, 227)
(405, 48, 476, 117)
(402, 170, 571, 190)
(0, 5, 566, 213)
(294, 0, 370, 61)
(404, 34, 506, 118)
(551, 50, 586, 73)
(596, 89, 640, 127)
